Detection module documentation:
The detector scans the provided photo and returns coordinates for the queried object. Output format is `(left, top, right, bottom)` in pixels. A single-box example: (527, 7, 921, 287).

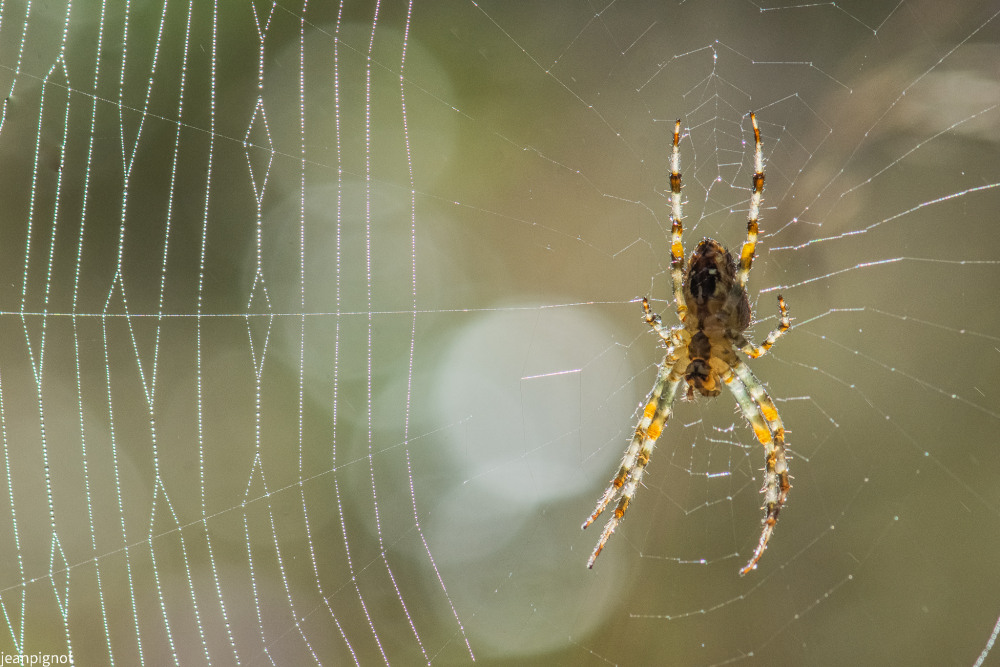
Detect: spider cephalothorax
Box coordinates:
(583, 114, 792, 575)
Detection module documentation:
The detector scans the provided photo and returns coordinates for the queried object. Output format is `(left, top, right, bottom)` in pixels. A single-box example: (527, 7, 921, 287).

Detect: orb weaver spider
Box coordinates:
(583, 113, 791, 575)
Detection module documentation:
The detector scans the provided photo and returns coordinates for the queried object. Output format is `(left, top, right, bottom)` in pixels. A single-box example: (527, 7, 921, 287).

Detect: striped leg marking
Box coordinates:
(642, 297, 683, 346)
(668, 120, 688, 323)
(737, 112, 764, 288)
(583, 365, 683, 568)
(725, 360, 790, 575)
(741, 295, 790, 359)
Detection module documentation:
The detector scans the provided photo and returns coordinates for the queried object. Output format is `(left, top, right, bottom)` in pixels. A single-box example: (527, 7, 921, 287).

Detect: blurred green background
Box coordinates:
(1, 0, 998, 664)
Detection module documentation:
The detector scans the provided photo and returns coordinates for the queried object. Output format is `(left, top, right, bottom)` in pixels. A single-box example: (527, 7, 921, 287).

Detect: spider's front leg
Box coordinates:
(724, 360, 791, 575)
(582, 361, 683, 568)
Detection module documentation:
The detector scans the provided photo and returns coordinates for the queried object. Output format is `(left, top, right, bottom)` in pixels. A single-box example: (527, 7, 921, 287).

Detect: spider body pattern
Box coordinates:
(583, 114, 791, 575)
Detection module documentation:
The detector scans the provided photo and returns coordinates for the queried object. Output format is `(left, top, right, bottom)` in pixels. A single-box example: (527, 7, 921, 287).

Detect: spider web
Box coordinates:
(0, 0, 998, 664)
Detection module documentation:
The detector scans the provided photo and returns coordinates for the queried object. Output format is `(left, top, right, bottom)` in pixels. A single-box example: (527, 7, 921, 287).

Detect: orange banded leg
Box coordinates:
(668, 120, 688, 322)
(583, 367, 683, 568)
(740, 295, 790, 359)
(582, 360, 676, 529)
(737, 112, 764, 288)
(723, 362, 790, 575)
(733, 359, 790, 516)
(642, 297, 681, 346)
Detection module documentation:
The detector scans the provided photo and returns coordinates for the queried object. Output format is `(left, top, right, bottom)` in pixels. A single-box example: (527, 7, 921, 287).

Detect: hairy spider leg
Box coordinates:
(581, 347, 681, 529)
(725, 360, 791, 575)
(739, 295, 790, 359)
(736, 112, 764, 288)
(583, 361, 684, 568)
(581, 356, 677, 529)
(668, 119, 688, 323)
(642, 297, 678, 344)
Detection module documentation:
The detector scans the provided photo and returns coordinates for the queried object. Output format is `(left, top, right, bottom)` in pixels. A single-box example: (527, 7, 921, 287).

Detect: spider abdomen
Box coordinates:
(685, 238, 751, 335)
(685, 239, 735, 306)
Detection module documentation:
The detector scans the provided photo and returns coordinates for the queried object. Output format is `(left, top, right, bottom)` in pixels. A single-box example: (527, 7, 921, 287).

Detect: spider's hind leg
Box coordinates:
(667, 119, 689, 323)
(737, 112, 765, 288)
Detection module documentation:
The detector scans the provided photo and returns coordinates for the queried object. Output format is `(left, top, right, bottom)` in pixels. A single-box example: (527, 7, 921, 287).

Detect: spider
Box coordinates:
(582, 113, 791, 575)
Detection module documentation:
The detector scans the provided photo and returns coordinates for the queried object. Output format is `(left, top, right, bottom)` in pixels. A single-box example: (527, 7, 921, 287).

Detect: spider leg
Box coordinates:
(643, 121, 687, 338)
(724, 359, 790, 575)
(641, 297, 681, 344)
(736, 112, 764, 288)
(583, 359, 684, 568)
(667, 119, 688, 323)
(739, 294, 790, 359)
